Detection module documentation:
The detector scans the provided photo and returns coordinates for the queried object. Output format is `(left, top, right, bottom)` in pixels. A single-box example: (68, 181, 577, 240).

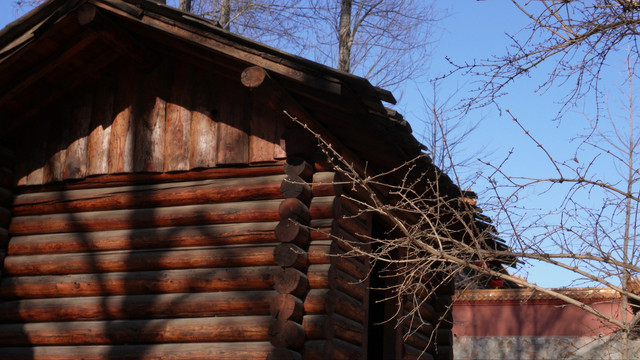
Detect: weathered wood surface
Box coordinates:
(275, 219, 310, 246)
(311, 171, 341, 197)
(1, 342, 275, 360)
(267, 348, 303, 360)
(165, 61, 192, 172)
(249, 79, 279, 164)
(108, 64, 137, 174)
(64, 92, 93, 180)
(0, 316, 273, 345)
(309, 218, 371, 246)
(133, 60, 167, 173)
(0, 266, 279, 299)
(24, 115, 49, 185)
(302, 314, 332, 340)
(307, 264, 365, 301)
(284, 158, 313, 181)
(268, 319, 305, 349)
(241, 66, 269, 88)
(189, 73, 218, 169)
(8, 221, 278, 255)
(9, 199, 283, 235)
(309, 196, 339, 219)
(303, 338, 364, 360)
(18, 166, 286, 193)
(216, 80, 249, 165)
(303, 313, 362, 345)
(302, 340, 325, 360)
(280, 176, 311, 203)
(87, 75, 116, 175)
(278, 198, 310, 223)
(12, 174, 286, 216)
(304, 289, 365, 323)
(273, 243, 307, 270)
(0, 291, 276, 322)
(307, 241, 367, 280)
(331, 313, 364, 345)
(4, 244, 278, 275)
(402, 326, 435, 354)
(270, 293, 304, 322)
(403, 298, 436, 324)
(12, 60, 287, 187)
(272, 267, 308, 298)
(43, 111, 67, 183)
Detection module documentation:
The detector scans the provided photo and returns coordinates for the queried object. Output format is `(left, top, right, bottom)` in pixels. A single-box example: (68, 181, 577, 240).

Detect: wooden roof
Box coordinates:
(0, 0, 427, 175)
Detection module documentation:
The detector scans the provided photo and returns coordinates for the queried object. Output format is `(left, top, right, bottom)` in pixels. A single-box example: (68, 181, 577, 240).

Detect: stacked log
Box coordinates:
(310, 167, 452, 360)
(0, 146, 15, 281)
(0, 168, 292, 359)
(400, 277, 454, 360)
(301, 171, 371, 360)
(268, 158, 314, 360)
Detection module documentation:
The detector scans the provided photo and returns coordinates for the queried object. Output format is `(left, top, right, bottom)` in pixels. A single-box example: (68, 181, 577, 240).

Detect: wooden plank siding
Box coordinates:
(10, 58, 287, 187)
(0, 169, 288, 357)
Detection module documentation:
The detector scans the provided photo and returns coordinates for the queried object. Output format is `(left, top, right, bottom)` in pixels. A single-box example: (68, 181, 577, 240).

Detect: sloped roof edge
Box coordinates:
(0, 0, 396, 106)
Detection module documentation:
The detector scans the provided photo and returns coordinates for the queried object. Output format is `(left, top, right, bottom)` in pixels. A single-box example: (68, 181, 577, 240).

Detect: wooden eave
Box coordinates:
(0, 0, 420, 174)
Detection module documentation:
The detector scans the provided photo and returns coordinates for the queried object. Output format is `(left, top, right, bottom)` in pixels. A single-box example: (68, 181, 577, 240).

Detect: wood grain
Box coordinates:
(0, 266, 279, 299)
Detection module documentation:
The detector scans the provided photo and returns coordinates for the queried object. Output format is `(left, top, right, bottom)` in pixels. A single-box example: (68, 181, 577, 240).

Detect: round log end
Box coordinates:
(275, 219, 310, 245)
(280, 176, 311, 203)
(77, 3, 97, 25)
(269, 319, 305, 349)
(274, 243, 307, 268)
(273, 267, 308, 297)
(278, 198, 310, 223)
(270, 293, 304, 322)
(284, 158, 313, 180)
(241, 66, 268, 88)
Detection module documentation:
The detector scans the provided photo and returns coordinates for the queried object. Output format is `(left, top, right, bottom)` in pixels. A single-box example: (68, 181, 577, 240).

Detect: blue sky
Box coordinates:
(0, 1, 635, 289)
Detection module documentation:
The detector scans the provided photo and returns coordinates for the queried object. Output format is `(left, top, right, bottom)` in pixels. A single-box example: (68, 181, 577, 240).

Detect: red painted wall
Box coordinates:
(453, 297, 624, 337)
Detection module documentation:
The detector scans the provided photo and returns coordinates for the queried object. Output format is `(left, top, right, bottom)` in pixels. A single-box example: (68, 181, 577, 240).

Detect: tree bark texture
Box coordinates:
(179, 0, 191, 12)
(338, 0, 352, 72)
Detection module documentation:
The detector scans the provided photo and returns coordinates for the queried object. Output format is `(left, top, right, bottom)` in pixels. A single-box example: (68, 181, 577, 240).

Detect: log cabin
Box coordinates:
(0, 0, 502, 358)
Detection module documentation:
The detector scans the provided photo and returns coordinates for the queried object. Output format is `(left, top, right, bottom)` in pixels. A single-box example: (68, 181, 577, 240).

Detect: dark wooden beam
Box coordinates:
(78, 4, 158, 67)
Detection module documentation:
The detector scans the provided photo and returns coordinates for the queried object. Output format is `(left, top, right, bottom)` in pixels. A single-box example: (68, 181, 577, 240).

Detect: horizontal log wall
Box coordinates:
(309, 170, 453, 360)
(10, 57, 289, 187)
(268, 159, 314, 359)
(301, 171, 372, 360)
(0, 168, 289, 356)
(2, 342, 276, 360)
(0, 145, 15, 293)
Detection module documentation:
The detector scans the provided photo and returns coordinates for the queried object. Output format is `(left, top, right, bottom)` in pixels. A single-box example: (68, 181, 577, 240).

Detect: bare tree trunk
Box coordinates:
(179, 0, 191, 12)
(338, 0, 352, 72)
(220, 0, 231, 31)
